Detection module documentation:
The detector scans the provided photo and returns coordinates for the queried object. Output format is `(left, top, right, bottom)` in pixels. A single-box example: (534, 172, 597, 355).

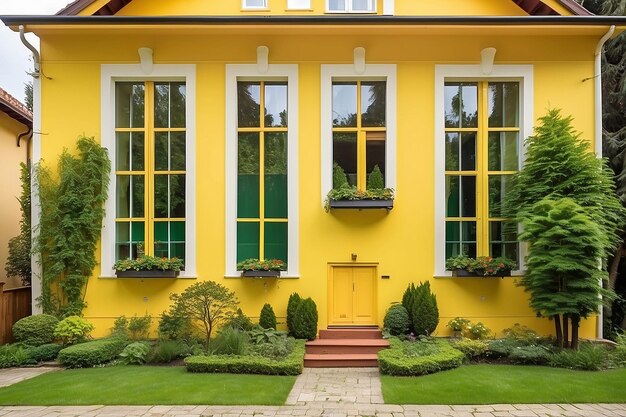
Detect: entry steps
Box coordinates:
(304, 327, 389, 367)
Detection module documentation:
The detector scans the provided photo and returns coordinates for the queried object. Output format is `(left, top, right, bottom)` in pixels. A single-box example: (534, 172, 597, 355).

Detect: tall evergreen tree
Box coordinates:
(520, 198, 610, 349)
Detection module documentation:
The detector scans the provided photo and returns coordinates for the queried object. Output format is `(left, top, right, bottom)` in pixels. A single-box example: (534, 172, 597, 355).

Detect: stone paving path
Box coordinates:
(1, 367, 625, 417)
(0, 367, 59, 388)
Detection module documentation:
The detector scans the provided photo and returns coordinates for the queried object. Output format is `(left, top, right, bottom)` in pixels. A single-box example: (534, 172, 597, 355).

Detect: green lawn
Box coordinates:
(0, 366, 296, 405)
(382, 364, 626, 404)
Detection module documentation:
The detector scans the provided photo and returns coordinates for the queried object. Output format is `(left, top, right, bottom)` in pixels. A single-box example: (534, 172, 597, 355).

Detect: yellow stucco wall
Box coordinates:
(34, 25, 602, 339)
(0, 111, 29, 289)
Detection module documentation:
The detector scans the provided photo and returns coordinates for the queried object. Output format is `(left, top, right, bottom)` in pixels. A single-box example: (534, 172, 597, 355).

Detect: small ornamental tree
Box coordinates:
(286, 292, 302, 336)
(520, 198, 610, 349)
(169, 281, 238, 349)
(411, 281, 439, 337)
(259, 303, 277, 330)
(293, 297, 318, 340)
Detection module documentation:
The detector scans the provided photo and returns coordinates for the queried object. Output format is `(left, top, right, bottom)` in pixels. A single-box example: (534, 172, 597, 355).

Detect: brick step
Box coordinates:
(305, 338, 389, 355)
(304, 353, 379, 368)
(319, 328, 383, 340)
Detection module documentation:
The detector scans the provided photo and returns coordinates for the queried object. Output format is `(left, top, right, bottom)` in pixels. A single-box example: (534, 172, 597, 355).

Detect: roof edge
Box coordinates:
(0, 88, 33, 128)
(557, 0, 593, 16)
(56, 0, 98, 16)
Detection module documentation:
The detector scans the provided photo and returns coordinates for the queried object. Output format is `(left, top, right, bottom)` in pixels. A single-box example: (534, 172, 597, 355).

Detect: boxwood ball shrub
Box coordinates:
(259, 303, 277, 330)
(12, 314, 59, 346)
(57, 338, 128, 368)
(383, 304, 409, 336)
(293, 297, 318, 340)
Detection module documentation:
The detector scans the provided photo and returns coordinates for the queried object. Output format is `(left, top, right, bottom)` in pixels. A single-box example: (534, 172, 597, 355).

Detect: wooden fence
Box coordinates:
(0, 283, 31, 344)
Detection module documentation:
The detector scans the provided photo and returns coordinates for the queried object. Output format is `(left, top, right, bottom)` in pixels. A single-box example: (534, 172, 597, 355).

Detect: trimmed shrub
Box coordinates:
(149, 340, 189, 364)
(248, 337, 296, 360)
(286, 293, 302, 336)
(26, 343, 63, 362)
(383, 304, 410, 336)
(401, 283, 417, 333)
(411, 282, 439, 336)
(57, 338, 127, 368)
(378, 338, 464, 376)
(452, 339, 489, 359)
(486, 338, 526, 358)
(509, 345, 552, 365)
(119, 341, 151, 365)
(210, 327, 248, 356)
(54, 315, 94, 345)
(158, 311, 193, 341)
(224, 308, 255, 332)
(259, 304, 277, 330)
(293, 297, 318, 340)
(549, 343, 610, 371)
(185, 340, 305, 375)
(128, 315, 151, 340)
(12, 314, 59, 346)
(367, 164, 384, 190)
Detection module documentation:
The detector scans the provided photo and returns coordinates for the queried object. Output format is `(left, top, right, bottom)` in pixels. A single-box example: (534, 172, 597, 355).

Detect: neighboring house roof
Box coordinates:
(0, 88, 32, 128)
(56, 0, 592, 16)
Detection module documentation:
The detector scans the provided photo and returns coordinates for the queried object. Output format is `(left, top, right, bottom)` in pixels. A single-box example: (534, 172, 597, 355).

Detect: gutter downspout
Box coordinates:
(595, 25, 615, 340)
(17, 127, 31, 148)
(19, 24, 42, 314)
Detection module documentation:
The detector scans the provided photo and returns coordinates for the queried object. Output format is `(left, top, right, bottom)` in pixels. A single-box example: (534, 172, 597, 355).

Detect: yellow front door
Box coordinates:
(329, 266, 377, 325)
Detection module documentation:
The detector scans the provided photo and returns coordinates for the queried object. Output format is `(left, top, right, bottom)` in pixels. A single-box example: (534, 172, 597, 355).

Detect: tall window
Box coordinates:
(114, 81, 187, 264)
(332, 80, 386, 190)
(237, 81, 288, 266)
(327, 0, 376, 13)
(444, 81, 519, 263)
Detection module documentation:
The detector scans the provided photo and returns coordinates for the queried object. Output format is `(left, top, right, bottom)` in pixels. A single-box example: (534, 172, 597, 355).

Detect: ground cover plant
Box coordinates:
(0, 366, 296, 405)
(378, 337, 464, 376)
(381, 365, 626, 404)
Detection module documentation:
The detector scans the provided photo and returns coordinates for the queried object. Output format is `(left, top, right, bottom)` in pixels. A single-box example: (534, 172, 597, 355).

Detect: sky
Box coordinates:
(0, 0, 71, 103)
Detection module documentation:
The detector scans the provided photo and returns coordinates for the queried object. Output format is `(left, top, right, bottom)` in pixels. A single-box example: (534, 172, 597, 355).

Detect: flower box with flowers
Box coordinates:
(445, 255, 516, 278)
(237, 258, 284, 278)
(114, 255, 184, 278)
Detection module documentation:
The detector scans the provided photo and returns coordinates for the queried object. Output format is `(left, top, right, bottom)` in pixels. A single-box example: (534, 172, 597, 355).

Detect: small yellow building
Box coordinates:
(0, 88, 31, 290)
(2, 0, 625, 339)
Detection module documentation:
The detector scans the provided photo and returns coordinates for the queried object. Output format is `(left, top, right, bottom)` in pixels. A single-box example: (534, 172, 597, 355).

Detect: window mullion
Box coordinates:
(478, 81, 490, 257)
(145, 81, 155, 257)
(259, 82, 265, 260)
(356, 81, 365, 190)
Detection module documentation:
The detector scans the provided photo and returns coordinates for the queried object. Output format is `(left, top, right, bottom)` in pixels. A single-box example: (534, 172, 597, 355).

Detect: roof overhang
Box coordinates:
(0, 90, 32, 128)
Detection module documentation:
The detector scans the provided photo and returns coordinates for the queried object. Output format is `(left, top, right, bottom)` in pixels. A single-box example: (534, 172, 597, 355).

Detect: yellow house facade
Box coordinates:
(3, 0, 625, 338)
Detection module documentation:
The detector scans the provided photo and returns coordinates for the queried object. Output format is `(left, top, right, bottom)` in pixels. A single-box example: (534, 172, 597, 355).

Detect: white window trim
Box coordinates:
(320, 64, 397, 206)
(100, 64, 197, 278)
(326, 0, 377, 13)
(287, 0, 311, 9)
(433, 64, 533, 277)
(242, 0, 268, 9)
(225, 64, 300, 278)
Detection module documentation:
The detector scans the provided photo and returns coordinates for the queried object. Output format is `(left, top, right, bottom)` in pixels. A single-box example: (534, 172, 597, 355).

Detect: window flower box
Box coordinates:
(446, 255, 516, 278)
(237, 258, 284, 278)
(241, 269, 281, 278)
(451, 268, 511, 278)
(328, 199, 394, 210)
(114, 255, 184, 279)
(115, 269, 180, 278)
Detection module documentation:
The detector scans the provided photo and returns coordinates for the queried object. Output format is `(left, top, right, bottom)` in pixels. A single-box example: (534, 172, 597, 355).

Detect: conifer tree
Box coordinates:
(402, 283, 417, 333)
(520, 198, 609, 349)
(259, 303, 277, 330)
(411, 282, 439, 337)
(367, 165, 385, 190)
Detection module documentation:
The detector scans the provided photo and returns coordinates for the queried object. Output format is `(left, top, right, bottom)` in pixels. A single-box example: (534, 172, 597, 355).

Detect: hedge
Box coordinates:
(12, 314, 59, 346)
(378, 338, 464, 376)
(185, 340, 304, 375)
(57, 338, 128, 368)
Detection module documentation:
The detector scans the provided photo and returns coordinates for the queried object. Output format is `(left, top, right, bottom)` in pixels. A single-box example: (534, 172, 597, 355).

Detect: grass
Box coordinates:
(0, 366, 296, 405)
(382, 364, 626, 404)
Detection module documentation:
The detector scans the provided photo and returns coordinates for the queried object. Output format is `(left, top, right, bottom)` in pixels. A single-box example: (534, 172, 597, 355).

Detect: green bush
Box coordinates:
(402, 283, 417, 333)
(248, 337, 296, 360)
(223, 309, 255, 332)
(0, 344, 35, 368)
(111, 316, 129, 337)
(502, 323, 541, 344)
(54, 315, 94, 345)
(210, 327, 248, 356)
(185, 340, 304, 375)
(447, 317, 471, 333)
(614, 334, 626, 366)
(486, 338, 526, 358)
(378, 338, 464, 376)
(286, 293, 302, 336)
(367, 164, 384, 190)
(57, 338, 127, 368)
(12, 314, 59, 346)
(26, 343, 63, 362)
(128, 315, 151, 340)
(463, 322, 492, 340)
(259, 304, 277, 330)
(549, 343, 610, 371)
(149, 340, 189, 363)
(293, 297, 318, 340)
(119, 341, 151, 365)
(509, 345, 552, 365)
(452, 339, 489, 358)
(158, 311, 193, 341)
(411, 282, 439, 336)
(332, 162, 349, 189)
(383, 304, 410, 336)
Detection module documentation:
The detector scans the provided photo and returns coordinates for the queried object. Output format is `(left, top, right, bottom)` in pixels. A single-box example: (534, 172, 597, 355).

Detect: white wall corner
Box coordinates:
(382, 0, 395, 15)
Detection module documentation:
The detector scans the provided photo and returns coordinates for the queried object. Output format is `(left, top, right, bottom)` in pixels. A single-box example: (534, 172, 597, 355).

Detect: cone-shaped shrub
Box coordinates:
(402, 283, 417, 333)
(367, 164, 385, 190)
(286, 292, 302, 336)
(293, 297, 318, 340)
(411, 282, 439, 336)
(259, 303, 277, 330)
(383, 304, 410, 336)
